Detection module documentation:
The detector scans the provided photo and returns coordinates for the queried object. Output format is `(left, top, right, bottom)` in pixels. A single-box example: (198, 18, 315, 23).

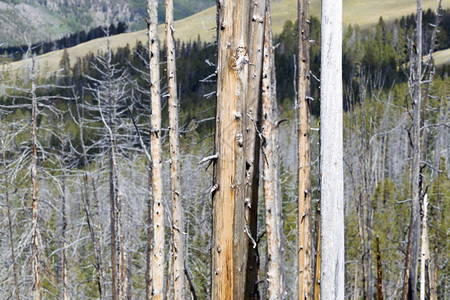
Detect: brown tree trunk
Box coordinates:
(165, 0, 186, 297)
(297, 0, 312, 298)
(212, 0, 258, 298)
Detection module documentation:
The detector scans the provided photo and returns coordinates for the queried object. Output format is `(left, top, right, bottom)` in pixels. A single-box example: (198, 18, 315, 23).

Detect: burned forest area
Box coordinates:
(0, 0, 448, 299)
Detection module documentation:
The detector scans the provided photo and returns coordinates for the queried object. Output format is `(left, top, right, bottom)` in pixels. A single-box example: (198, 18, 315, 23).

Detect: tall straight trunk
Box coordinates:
(244, 0, 266, 297)
(212, 0, 258, 298)
(165, 0, 185, 298)
(404, 1, 422, 299)
(61, 175, 68, 300)
(145, 168, 154, 300)
(262, 3, 285, 299)
(30, 54, 41, 300)
(313, 212, 321, 300)
(3, 150, 20, 300)
(147, 0, 165, 298)
(320, 0, 344, 298)
(420, 193, 430, 300)
(297, 0, 312, 298)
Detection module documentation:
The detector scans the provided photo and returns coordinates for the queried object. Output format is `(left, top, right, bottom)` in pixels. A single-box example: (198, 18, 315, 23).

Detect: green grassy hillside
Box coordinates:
(6, 0, 447, 75)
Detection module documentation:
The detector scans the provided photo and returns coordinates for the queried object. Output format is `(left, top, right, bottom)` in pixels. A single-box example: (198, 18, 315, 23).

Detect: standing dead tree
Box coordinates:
(261, 2, 286, 298)
(297, 0, 313, 298)
(147, 0, 165, 298)
(320, 0, 344, 298)
(403, 1, 422, 299)
(212, 0, 265, 298)
(165, 0, 186, 298)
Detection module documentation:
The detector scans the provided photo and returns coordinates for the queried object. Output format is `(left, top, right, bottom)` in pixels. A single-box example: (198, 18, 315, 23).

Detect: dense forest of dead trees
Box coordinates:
(0, 0, 448, 299)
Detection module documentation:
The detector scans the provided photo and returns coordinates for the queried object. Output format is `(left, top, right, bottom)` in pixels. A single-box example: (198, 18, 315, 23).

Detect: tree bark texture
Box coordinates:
(320, 0, 344, 298)
(297, 0, 312, 298)
(212, 0, 261, 298)
(165, 0, 186, 297)
(405, 1, 422, 299)
(244, 0, 266, 297)
(148, 0, 165, 297)
(261, 3, 285, 299)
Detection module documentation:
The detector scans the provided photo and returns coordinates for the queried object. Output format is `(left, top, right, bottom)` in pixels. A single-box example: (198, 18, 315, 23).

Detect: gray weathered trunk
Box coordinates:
(320, 0, 344, 298)
(262, 3, 285, 299)
(404, 1, 422, 299)
(147, 0, 165, 298)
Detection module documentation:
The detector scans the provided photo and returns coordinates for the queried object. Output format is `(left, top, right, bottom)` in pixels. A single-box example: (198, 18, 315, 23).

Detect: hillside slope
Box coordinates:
(0, 0, 215, 46)
(6, 0, 446, 74)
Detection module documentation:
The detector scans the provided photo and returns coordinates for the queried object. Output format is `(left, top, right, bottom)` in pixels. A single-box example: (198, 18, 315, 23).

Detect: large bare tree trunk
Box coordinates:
(320, 0, 344, 298)
(212, 0, 258, 298)
(165, 0, 185, 298)
(147, 0, 165, 298)
(404, 1, 422, 299)
(30, 54, 41, 300)
(262, 3, 285, 299)
(297, 0, 312, 298)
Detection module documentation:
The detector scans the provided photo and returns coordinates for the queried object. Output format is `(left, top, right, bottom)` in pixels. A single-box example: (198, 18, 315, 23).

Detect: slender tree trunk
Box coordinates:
(145, 167, 154, 300)
(165, 0, 186, 297)
(61, 175, 68, 300)
(320, 0, 344, 298)
(404, 1, 422, 299)
(297, 0, 312, 298)
(262, 3, 285, 299)
(420, 193, 430, 300)
(148, 0, 165, 297)
(3, 150, 21, 300)
(313, 212, 321, 300)
(244, 0, 266, 297)
(211, 0, 255, 298)
(30, 54, 41, 300)
(376, 236, 383, 300)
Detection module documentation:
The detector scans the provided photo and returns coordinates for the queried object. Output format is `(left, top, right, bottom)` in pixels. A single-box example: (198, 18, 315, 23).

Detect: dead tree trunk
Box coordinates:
(30, 53, 41, 300)
(147, 0, 165, 297)
(420, 193, 430, 300)
(165, 0, 185, 297)
(212, 0, 258, 298)
(297, 0, 312, 298)
(61, 174, 68, 300)
(404, 1, 422, 299)
(244, 0, 266, 297)
(320, 0, 344, 298)
(262, 3, 285, 299)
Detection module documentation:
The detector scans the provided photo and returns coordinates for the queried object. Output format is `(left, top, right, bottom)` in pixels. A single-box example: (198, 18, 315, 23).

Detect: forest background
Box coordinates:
(0, 0, 448, 299)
